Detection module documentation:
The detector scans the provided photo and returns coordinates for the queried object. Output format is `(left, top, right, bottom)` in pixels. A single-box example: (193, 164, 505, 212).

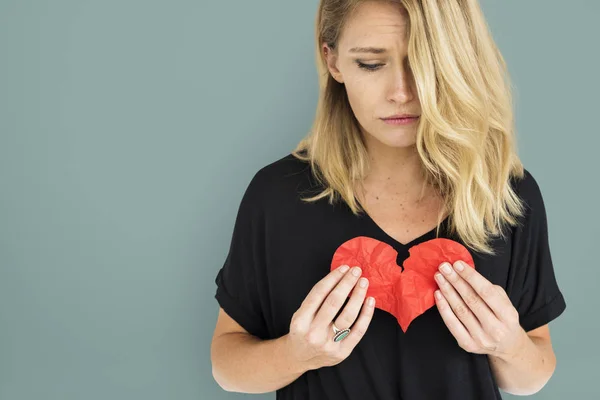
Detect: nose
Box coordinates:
(386, 69, 416, 104)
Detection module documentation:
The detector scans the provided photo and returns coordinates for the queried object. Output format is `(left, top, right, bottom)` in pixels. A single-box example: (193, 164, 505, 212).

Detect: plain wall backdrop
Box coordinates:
(0, 0, 597, 399)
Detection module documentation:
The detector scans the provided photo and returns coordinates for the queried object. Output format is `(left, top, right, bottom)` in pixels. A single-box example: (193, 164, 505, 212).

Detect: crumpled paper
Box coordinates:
(330, 237, 475, 332)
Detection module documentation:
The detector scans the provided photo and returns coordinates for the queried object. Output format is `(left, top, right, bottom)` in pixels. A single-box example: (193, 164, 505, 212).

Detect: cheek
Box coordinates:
(345, 80, 378, 118)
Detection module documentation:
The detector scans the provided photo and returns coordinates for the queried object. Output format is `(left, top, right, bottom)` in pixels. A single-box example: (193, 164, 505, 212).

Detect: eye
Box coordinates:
(356, 61, 384, 72)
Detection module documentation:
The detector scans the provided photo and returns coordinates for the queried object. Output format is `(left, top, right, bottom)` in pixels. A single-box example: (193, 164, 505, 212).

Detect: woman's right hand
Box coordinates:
(285, 265, 376, 371)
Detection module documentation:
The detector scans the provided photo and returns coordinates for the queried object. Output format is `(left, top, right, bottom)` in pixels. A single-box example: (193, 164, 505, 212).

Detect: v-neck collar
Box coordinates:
(354, 198, 450, 249)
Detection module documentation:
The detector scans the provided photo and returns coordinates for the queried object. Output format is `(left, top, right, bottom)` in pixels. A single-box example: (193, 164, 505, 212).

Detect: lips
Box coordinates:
(382, 114, 419, 120)
(383, 117, 419, 121)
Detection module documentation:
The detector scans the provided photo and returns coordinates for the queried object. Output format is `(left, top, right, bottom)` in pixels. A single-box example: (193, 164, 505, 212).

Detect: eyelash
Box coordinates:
(356, 61, 384, 72)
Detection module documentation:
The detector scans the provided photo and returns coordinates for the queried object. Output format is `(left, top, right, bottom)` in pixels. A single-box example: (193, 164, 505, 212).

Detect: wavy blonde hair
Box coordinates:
(291, 0, 527, 255)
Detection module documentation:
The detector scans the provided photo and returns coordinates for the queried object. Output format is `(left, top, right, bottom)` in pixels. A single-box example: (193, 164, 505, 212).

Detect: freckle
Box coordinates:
(376, 196, 379, 200)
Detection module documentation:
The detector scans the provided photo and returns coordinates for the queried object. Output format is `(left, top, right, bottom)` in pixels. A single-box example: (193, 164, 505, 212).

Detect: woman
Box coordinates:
(211, 0, 566, 399)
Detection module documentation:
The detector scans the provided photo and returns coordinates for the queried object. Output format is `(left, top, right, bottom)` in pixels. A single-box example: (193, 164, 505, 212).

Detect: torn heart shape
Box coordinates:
(330, 237, 475, 333)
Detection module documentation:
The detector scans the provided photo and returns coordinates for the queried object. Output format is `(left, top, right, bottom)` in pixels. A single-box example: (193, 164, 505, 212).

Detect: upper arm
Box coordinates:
(507, 170, 566, 332)
(526, 324, 556, 367)
(212, 307, 250, 340)
(211, 307, 251, 373)
(211, 307, 252, 390)
(212, 170, 271, 340)
(526, 323, 551, 341)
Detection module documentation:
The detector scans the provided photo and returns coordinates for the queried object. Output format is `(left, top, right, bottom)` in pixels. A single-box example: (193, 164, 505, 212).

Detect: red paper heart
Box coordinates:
(330, 237, 475, 332)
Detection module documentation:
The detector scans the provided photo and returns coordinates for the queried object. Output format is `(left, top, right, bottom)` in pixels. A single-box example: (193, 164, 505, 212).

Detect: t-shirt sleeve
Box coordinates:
(214, 171, 270, 340)
(507, 169, 566, 333)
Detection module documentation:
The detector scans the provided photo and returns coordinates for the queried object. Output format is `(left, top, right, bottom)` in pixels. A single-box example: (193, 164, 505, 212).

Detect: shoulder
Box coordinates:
(510, 168, 547, 215)
(507, 168, 551, 235)
(255, 152, 313, 186)
(243, 152, 317, 208)
(511, 168, 542, 198)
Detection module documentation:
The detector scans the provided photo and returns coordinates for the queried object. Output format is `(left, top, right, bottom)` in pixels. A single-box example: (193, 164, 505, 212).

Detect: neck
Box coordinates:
(362, 143, 427, 188)
(354, 141, 446, 219)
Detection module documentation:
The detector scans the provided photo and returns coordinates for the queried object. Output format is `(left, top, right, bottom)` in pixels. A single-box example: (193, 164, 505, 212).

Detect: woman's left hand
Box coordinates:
(434, 260, 528, 359)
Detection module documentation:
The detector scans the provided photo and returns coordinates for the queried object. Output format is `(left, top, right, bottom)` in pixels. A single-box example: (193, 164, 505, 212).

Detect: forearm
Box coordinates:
(211, 333, 308, 394)
(488, 334, 556, 396)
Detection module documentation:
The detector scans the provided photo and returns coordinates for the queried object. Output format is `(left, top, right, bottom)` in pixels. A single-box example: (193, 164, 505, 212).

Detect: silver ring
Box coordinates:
(332, 323, 351, 342)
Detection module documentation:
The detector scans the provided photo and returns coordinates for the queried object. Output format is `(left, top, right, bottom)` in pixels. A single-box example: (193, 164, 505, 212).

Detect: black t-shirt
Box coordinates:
(214, 153, 566, 400)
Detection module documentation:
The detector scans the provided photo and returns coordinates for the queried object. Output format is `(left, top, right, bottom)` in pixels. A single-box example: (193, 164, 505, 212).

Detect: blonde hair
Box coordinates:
(291, 0, 527, 255)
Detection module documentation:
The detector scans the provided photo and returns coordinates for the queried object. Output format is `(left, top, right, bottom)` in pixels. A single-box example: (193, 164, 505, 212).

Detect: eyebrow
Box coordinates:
(348, 46, 387, 54)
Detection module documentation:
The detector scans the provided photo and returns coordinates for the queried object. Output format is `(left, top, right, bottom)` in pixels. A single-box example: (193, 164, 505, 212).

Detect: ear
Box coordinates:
(323, 44, 344, 84)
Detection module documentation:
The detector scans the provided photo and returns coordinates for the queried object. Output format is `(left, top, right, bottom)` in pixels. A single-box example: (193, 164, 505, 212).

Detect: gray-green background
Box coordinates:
(1, 1, 596, 399)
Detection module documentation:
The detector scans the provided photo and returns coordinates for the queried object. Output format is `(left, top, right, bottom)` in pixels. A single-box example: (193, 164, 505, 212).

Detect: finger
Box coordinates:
(333, 276, 369, 330)
(435, 271, 487, 341)
(438, 263, 499, 329)
(312, 266, 363, 330)
(296, 265, 352, 327)
(338, 295, 376, 353)
(434, 290, 477, 351)
(451, 261, 512, 322)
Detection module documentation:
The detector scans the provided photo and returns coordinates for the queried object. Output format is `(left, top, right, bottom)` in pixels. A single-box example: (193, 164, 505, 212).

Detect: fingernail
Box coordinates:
(455, 261, 464, 271)
(441, 263, 452, 274)
(340, 265, 350, 273)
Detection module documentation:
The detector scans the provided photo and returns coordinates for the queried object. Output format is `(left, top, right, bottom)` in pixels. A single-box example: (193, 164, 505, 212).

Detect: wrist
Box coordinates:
(492, 328, 531, 362)
(280, 334, 313, 374)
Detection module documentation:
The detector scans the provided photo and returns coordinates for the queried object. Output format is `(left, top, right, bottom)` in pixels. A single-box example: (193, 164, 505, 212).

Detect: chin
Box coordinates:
(359, 122, 419, 147)
(370, 131, 418, 148)
(385, 139, 417, 148)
